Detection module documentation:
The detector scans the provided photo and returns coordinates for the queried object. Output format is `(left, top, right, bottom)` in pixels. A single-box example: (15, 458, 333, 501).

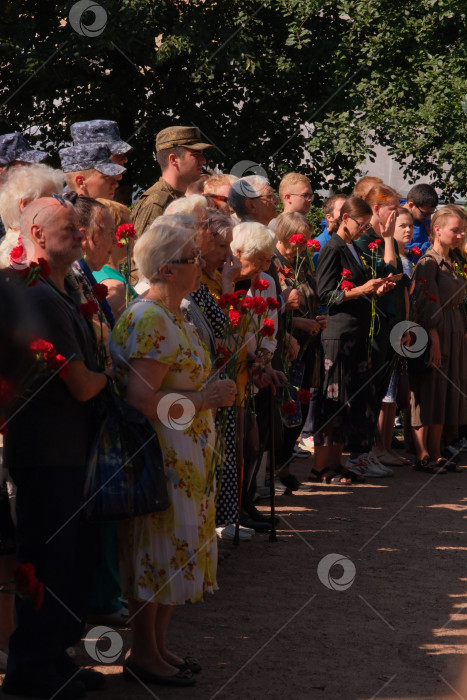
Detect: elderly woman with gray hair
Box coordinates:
(0, 163, 64, 268)
(110, 215, 236, 687)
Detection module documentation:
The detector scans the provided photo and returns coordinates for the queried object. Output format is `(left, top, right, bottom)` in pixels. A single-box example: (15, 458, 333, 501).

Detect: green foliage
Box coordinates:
(1, 0, 466, 197)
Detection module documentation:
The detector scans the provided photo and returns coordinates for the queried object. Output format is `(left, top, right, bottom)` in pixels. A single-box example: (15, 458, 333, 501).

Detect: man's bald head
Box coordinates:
(20, 196, 83, 270)
(20, 197, 74, 237)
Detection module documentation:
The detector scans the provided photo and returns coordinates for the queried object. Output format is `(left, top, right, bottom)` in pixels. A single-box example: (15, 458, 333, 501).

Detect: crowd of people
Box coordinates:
(0, 120, 466, 699)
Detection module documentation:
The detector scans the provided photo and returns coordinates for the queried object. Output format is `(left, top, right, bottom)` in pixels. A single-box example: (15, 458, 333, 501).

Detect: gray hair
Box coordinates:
(231, 221, 277, 259)
(228, 175, 270, 219)
(205, 207, 235, 240)
(0, 163, 64, 231)
(134, 214, 197, 283)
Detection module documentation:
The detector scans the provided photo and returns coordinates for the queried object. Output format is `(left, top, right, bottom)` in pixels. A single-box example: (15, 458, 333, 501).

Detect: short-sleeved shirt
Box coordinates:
(132, 177, 184, 235)
(4, 277, 100, 473)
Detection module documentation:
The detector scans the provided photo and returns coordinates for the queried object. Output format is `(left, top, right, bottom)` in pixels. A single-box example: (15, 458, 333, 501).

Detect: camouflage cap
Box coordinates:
(0, 132, 48, 167)
(58, 144, 126, 176)
(71, 120, 133, 155)
(155, 126, 215, 153)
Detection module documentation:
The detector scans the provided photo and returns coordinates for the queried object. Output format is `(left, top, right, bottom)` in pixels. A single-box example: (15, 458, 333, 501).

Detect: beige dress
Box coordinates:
(410, 250, 467, 427)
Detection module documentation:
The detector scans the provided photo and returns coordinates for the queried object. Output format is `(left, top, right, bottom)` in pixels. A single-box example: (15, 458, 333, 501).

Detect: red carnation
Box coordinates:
(48, 353, 69, 379)
(297, 389, 312, 404)
(260, 318, 275, 337)
(266, 296, 280, 310)
(289, 234, 305, 245)
(418, 277, 427, 284)
(422, 289, 428, 296)
(10, 237, 26, 266)
(368, 242, 377, 251)
(374, 238, 382, 245)
(341, 280, 354, 291)
(428, 294, 437, 302)
(30, 339, 54, 355)
(306, 239, 321, 251)
(281, 400, 298, 416)
(228, 309, 241, 326)
(218, 293, 237, 309)
(253, 297, 268, 315)
(252, 279, 269, 291)
(79, 299, 99, 319)
(235, 289, 247, 299)
(240, 297, 255, 312)
(14, 564, 44, 610)
(412, 246, 421, 257)
(92, 283, 109, 301)
(341, 268, 352, 279)
(115, 223, 137, 247)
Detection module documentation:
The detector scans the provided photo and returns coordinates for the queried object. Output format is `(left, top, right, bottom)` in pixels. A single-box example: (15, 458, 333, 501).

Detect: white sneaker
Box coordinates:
(346, 453, 384, 478)
(216, 524, 253, 540)
(298, 435, 315, 453)
(368, 451, 394, 476)
(345, 453, 370, 476)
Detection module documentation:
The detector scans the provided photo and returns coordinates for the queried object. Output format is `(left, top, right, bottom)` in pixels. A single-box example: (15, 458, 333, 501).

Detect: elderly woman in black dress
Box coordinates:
(313, 196, 395, 483)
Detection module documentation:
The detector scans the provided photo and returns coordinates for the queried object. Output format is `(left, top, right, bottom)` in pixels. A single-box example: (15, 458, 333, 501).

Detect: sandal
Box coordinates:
(414, 457, 446, 474)
(308, 468, 336, 484)
(175, 656, 202, 674)
(330, 466, 365, 484)
(440, 458, 463, 473)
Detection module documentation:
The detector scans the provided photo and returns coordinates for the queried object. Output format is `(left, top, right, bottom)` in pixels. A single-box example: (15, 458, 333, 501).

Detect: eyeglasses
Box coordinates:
(348, 215, 371, 232)
(255, 191, 278, 203)
(169, 250, 203, 265)
(32, 193, 68, 225)
(416, 205, 434, 219)
(288, 193, 314, 202)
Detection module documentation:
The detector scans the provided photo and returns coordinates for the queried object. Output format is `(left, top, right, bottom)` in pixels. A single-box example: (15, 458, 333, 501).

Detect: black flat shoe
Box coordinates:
(175, 656, 202, 674)
(124, 659, 195, 686)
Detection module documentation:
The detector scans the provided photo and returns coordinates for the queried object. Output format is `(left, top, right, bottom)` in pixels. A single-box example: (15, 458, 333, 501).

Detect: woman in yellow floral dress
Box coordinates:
(110, 214, 236, 687)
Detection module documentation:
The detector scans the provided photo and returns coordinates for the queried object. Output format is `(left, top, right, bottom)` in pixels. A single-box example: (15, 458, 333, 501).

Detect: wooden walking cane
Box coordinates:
(269, 386, 278, 542)
(233, 405, 244, 547)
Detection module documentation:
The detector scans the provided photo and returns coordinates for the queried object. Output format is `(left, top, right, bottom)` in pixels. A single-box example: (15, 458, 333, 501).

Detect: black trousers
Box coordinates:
(6, 465, 97, 677)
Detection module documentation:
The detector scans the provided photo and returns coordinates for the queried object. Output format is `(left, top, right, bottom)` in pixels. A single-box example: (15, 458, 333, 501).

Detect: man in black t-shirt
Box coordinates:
(3, 198, 107, 700)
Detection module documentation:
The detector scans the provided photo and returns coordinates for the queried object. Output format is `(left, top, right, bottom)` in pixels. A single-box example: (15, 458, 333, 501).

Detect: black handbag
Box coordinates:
(83, 385, 169, 521)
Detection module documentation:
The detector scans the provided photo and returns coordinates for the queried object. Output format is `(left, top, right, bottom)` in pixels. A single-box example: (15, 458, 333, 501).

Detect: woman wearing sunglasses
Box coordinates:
(110, 216, 236, 687)
(312, 196, 395, 484)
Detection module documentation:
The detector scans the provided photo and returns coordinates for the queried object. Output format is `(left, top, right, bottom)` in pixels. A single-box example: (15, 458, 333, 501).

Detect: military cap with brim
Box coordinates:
(0, 132, 48, 167)
(155, 126, 215, 153)
(59, 144, 126, 176)
(71, 120, 133, 155)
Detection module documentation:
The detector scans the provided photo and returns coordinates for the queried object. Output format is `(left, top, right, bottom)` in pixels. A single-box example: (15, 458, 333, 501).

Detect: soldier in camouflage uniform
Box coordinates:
(59, 143, 126, 200)
(132, 126, 213, 235)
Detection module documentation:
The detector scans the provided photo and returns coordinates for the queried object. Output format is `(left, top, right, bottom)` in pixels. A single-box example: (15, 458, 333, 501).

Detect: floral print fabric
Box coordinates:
(110, 299, 218, 605)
